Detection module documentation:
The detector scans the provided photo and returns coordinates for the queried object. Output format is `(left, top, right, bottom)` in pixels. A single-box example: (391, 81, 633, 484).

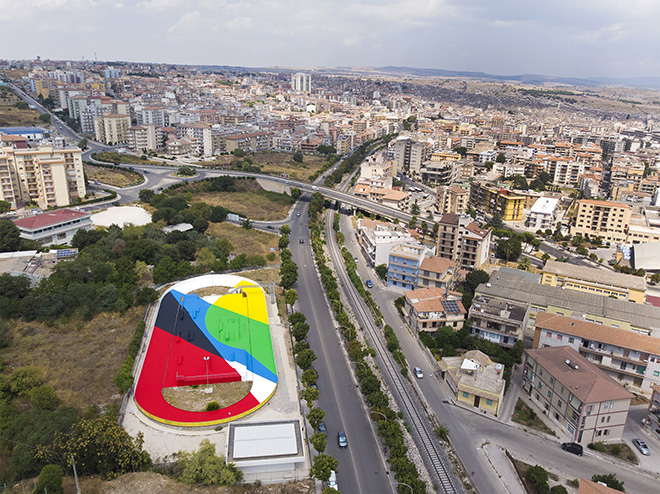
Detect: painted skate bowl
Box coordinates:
(134, 274, 277, 426)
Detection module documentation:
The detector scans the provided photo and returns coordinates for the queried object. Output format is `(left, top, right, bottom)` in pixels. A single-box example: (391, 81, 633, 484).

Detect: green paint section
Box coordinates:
(205, 304, 276, 375)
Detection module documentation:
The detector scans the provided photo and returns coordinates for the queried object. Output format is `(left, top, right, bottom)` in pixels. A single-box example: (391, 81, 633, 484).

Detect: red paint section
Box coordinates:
(646, 295, 660, 308)
(135, 326, 260, 424)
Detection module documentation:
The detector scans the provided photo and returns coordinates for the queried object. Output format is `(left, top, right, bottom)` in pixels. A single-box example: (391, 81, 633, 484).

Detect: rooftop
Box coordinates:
(525, 346, 634, 404)
(543, 260, 647, 291)
(13, 209, 90, 230)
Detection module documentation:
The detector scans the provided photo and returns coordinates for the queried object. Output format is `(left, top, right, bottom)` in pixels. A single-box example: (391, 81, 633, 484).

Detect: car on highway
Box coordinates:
(318, 422, 327, 434)
(266, 225, 274, 229)
(561, 442, 583, 456)
(299, 238, 304, 244)
(633, 438, 650, 456)
(353, 257, 358, 263)
(312, 186, 319, 191)
(414, 367, 423, 379)
(328, 470, 337, 489)
(366, 280, 373, 288)
(337, 431, 348, 448)
(296, 212, 301, 216)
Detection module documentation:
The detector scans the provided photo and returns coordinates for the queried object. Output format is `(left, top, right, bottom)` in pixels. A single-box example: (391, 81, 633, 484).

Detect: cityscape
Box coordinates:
(0, 9, 660, 494)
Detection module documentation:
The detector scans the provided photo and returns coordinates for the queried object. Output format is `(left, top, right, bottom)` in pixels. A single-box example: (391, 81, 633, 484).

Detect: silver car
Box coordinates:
(633, 438, 650, 456)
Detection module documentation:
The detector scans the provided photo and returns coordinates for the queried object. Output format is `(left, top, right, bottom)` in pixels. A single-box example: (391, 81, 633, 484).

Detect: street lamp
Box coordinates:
(370, 410, 387, 421)
(396, 481, 413, 494)
(203, 356, 211, 394)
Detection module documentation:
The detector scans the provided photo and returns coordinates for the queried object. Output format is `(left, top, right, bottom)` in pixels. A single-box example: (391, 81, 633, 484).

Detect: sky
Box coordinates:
(1, 0, 659, 79)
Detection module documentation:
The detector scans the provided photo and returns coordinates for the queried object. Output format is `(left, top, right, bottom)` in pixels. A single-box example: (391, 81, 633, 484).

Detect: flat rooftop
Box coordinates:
(543, 260, 647, 291)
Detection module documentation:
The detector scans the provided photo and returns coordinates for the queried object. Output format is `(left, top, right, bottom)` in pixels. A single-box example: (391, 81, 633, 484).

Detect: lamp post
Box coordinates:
(203, 356, 211, 394)
(370, 410, 387, 421)
(396, 481, 413, 494)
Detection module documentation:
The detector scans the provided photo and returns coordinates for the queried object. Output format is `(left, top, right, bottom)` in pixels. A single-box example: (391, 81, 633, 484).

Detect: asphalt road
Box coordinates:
(290, 198, 394, 494)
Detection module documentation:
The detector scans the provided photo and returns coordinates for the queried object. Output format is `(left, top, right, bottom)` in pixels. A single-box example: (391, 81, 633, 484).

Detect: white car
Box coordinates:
(328, 470, 337, 489)
(414, 367, 423, 379)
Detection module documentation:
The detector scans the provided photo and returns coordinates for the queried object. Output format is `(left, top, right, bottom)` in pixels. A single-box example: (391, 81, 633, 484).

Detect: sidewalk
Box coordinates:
(481, 444, 526, 494)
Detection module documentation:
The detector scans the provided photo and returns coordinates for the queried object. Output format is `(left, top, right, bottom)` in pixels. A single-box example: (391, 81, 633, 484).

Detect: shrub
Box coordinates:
(206, 401, 221, 411)
(33, 465, 63, 494)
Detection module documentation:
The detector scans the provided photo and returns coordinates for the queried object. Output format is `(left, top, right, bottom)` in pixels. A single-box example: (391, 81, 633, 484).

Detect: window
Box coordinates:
(654, 371, 660, 377)
(539, 382, 543, 390)
(568, 337, 575, 344)
(557, 400, 563, 408)
(545, 331, 552, 338)
(586, 405, 593, 415)
(486, 399, 493, 406)
(547, 390, 552, 399)
(463, 392, 469, 398)
(557, 334, 563, 341)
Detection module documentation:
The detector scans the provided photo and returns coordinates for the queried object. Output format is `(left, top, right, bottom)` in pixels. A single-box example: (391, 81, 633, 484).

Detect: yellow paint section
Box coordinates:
(211, 282, 269, 325)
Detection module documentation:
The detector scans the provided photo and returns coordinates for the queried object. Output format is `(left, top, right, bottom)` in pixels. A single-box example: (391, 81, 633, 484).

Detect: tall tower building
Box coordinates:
(291, 72, 312, 93)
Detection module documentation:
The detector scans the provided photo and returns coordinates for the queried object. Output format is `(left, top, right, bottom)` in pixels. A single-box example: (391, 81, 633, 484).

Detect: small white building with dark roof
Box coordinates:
(13, 209, 92, 246)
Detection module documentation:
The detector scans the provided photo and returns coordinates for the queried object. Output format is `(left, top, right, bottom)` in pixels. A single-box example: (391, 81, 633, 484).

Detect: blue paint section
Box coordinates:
(169, 290, 277, 383)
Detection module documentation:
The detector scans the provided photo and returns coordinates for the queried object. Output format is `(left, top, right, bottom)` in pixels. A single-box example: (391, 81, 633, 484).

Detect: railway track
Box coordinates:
(324, 210, 462, 494)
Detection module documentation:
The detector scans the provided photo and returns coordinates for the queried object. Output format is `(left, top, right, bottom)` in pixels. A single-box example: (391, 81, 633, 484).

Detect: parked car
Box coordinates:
(561, 442, 583, 456)
(266, 225, 274, 229)
(633, 438, 650, 456)
(299, 238, 304, 244)
(366, 280, 373, 288)
(337, 431, 348, 448)
(318, 422, 327, 434)
(328, 470, 337, 489)
(414, 367, 423, 379)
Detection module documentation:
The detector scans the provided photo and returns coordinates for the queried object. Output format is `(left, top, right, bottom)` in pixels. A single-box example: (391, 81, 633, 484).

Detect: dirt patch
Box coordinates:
(207, 223, 279, 263)
(85, 164, 143, 187)
(162, 382, 253, 412)
(189, 286, 233, 298)
(194, 190, 293, 221)
(59, 471, 315, 494)
(200, 152, 327, 182)
(2, 308, 144, 410)
(0, 87, 45, 127)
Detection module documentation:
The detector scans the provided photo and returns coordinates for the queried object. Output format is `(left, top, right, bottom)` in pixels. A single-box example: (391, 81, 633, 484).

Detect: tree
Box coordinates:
(310, 432, 327, 453)
(232, 148, 245, 157)
(241, 219, 252, 229)
(420, 220, 428, 235)
(464, 270, 490, 293)
(30, 385, 61, 411)
(295, 348, 317, 370)
(432, 222, 439, 238)
(301, 368, 318, 387)
(280, 224, 291, 235)
(511, 175, 529, 190)
(300, 386, 319, 408)
(279, 234, 290, 249)
(39, 113, 51, 123)
(591, 474, 625, 492)
(408, 216, 417, 228)
(487, 212, 504, 229)
(497, 237, 522, 262)
(410, 200, 420, 216)
(375, 264, 388, 281)
(291, 322, 310, 341)
(77, 138, 88, 150)
(307, 407, 325, 429)
(541, 252, 550, 265)
(495, 152, 507, 163)
(138, 188, 155, 203)
(453, 146, 468, 157)
(435, 424, 450, 441)
(527, 465, 549, 494)
(33, 465, 63, 494)
(285, 288, 298, 306)
(0, 200, 10, 214)
(176, 440, 242, 486)
(0, 220, 21, 252)
(209, 206, 228, 223)
(280, 260, 298, 290)
(311, 454, 338, 482)
(291, 187, 301, 199)
(517, 257, 531, 271)
(651, 272, 660, 285)
(293, 151, 304, 163)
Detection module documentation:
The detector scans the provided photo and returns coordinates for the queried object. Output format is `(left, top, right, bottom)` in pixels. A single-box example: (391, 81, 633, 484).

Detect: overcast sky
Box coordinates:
(2, 0, 659, 79)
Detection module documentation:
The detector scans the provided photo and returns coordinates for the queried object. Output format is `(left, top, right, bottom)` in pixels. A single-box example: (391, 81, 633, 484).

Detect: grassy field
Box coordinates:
(93, 151, 164, 166)
(0, 86, 46, 127)
(2, 307, 144, 410)
(512, 398, 557, 436)
(588, 441, 638, 464)
(84, 164, 144, 187)
(188, 178, 295, 221)
(207, 222, 280, 264)
(201, 151, 327, 182)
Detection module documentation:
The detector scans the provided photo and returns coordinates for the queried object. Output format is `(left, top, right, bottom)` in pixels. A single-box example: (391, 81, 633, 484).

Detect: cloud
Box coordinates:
(136, 0, 185, 12)
(220, 16, 252, 31)
(167, 10, 202, 34)
(343, 35, 363, 47)
(577, 23, 626, 43)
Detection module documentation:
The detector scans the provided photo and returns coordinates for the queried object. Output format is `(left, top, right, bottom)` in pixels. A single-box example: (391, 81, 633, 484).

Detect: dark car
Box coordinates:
(337, 431, 348, 448)
(266, 225, 274, 229)
(299, 238, 304, 244)
(561, 442, 583, 456)
(318, 422, 327, 434)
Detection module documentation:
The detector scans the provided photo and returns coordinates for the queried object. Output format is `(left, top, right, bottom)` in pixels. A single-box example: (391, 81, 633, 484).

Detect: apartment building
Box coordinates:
(523, 346, 633, 444)
(442, 350, 506, 416)
(290, 73, 311, 92)
(436, 213, 491, 271)
(526, 197, 560, 231)
(541, 260, 646, 303)
(387, 243, 457, 289)
(225, 131, 273, 153)
(93, 113, 132, 145)
(368, 188, 410, 210)
(469, 181, 525, 222)
(469, 295, 530, 348)
(570, 199, 632, 244)
(436, 185, 469, 215)
(533, 312, 660, 394)
(0, 145, 86, 208)
(393, 137, 430, 177)
(420, 160, 462, 185)
(128, 124, 163, 152)
(356, 218, 413, 266)
(545, 157, 586, 187)
(474, 269, 660, 342)
(177, 122, 213, 156)
(403, 287, 466, 333)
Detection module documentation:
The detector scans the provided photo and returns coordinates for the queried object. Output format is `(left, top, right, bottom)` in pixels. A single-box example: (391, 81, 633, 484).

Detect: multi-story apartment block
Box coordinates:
(290, 73, 312, 92)
(545, 157, 586, 187)
(469, 295, 530, 348)
(0, 145, 86, 208)
(392, 137, 431, 177)
(356, 218, 413, 267)
(436, 213, 491, 270)
(475, 269, 660, 342)
(570, 199, 632, 244)
(469, 181, 525, 222)
(541, 260, 646, 303)
(403, 287, 466, 332)
(420, 160, 462, 185)
(94, 113, 132, 145)
(177, 122, 213, 156)
(526, 197, 560, 231)
(387, 243, 457, 290)
(523, 346, 634, 444)
(436, 185, 469, 215)
(139, 107, 167, 127)
(225, 131, 272, 153)
(128, 124, 163, 152)
(418, 256, 459, 290)
(533, 312, 660, 394)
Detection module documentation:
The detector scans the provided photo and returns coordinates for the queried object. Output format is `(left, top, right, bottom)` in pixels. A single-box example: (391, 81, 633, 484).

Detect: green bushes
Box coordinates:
(114, 320, 146, 394)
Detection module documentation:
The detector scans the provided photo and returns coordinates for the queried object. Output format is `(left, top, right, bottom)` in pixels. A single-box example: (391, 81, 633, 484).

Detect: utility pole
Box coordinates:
(71, 455, 81, 494)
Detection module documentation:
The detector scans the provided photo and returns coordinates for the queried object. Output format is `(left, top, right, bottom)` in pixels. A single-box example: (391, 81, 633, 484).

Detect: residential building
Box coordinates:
(387, 243, 457, 289)
(541, 260, 646, 303)
(523, 346, 634, 444)
(356, 218, 412, 267)
(177, 122, 213, 156)
(474, 268, 660, 342)
(442, 350, 506, 416)
(418, 256, 459, 289)
(469, 295, 530, 348)
(225, 131, 272, 153)
(393, 137, 430, 177)
(469, 181, 525, 222)
(165, 137, 194, 156)
(436, 213, 491, 271)
(93, 113, 131, 145)
(403, 287, 466, 333)
(437, 185, 469, 215)
(533, 312, 660, 394)
(290, 73, 312, 92)
(128, 124, 162, 152)
(368, 188, 410, 210)
(545, 157, 586, 187)
(570, 200, 631, 244)
(13, 209, 92, 245)
(526, 197, 560, 231)
(0, 145, 86, 208)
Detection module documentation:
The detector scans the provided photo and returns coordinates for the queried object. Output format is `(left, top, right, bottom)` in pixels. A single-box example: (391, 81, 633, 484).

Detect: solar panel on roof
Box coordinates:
(442, 300, 460, 313)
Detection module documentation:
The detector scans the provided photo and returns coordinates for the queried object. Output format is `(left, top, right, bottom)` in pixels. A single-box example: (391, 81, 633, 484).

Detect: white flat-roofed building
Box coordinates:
(13, 209, 92, 246)
(526, 197, 560, 231)
(226, 420, 306, 482)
